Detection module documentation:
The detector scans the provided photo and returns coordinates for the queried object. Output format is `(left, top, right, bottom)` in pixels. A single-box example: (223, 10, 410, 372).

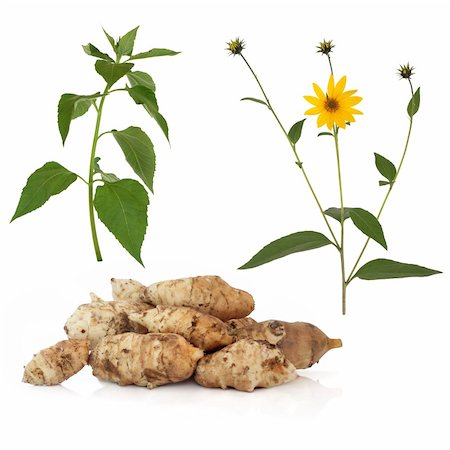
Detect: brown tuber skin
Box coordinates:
(277, 322, 342, 369)
(129, 306, 233, 351)
(234, 320, 286, 345)
(64, 293, 150, 348)
(111, 278, 145, 303)
(140, 276, 255, 321)
(90, 333, 204, 389)
(226, 317, 257, 335)
(23, 339, 89, 385)
(194, 338, 298, 392)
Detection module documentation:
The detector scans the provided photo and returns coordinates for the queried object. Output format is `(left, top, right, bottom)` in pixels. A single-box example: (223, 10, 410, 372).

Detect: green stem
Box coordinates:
(327, 54, 334, 75)
(346, 116, 414, 283)
(333, 126, 346, 314)
(239, 54, 339, 247)
(88, 85, 109, 261)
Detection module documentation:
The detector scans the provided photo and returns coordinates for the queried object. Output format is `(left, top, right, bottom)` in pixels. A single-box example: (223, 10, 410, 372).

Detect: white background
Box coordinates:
(1, 0, 449, 448)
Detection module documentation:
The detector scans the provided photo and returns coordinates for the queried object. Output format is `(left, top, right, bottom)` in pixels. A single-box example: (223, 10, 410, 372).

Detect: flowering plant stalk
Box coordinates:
(227, 38, 441, 314)
(11, 27, 179, 265)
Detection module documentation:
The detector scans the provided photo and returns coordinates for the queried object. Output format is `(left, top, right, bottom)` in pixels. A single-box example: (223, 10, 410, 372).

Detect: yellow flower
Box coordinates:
(304, 75, 363, 130)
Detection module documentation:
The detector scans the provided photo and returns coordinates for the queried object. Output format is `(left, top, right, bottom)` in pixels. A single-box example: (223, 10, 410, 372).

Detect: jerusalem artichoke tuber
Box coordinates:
(64, 293, 150, 347)
(111, 278, 145, 303)
(277, 322, 342, 369)
(89, 333, 204, 389)
(141, 275, 255, 321)
(194, 338, 298, 392)
(234, 320, 286, 345)
(23, 339, 89, 385)
(129, 306, 233, 351)
(226, 317, 257, 335)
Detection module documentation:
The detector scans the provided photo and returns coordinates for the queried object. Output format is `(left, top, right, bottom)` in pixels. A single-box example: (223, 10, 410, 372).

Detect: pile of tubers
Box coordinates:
(23, 276, 342, 392)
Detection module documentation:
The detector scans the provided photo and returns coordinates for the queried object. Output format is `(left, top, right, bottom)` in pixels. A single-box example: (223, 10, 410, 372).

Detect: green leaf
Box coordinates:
(240, 97, 268, 107)
(288, 119, 306, 145)
(324, 207, 351, 222)
(127, 71, 156, 91)
(82, 43, 114, 62)
(352, 258, 441, 281)
(348, 208, 387, 250)
(58, 93, 99, 144)
(112, 127, 155, 192)
(94, 179, 149, 265)
(72, 97, 96, 119)
(103, 28, 117, 53)
(11, 162, 77, 221)
(318, 132, 333, 137)
(239, 231, 334, 269)
(374, 153, 396, 182)
(407, 87, 420, 118)
(127, 85, 169, 141)
(95, 60, 134, 86)
(379, 180, 390, 186)
(128, 48, 180, 60)
(117, 26, 139, 57)
(93, 157, 120, 183)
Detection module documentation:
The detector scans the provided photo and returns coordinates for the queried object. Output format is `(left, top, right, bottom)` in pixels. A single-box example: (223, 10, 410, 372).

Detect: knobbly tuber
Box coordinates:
(194, 338, 298, 392)
(140, 276, 255, 321)
(89, 333, 204, 389)
(226, 317, 257, 335)
(277, 322, 342, 369)
(64, 293, 150, 347)
(23, 339, 89, 385)
(129, 306, 233, 351)
(111, 278, 145, 303)
(234, 320, 286, 345)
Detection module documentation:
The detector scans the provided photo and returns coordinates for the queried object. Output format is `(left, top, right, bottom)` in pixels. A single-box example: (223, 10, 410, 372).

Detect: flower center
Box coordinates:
(325, 97, 339, 112)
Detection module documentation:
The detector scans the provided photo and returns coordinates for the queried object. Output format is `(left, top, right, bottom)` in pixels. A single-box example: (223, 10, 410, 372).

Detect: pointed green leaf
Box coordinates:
(374, 153, 396, 182)
(82, 43, 114, 62)
(103, 28, 117, 53)
(127, 85, 169, 141)
(112, 127, 155, 192)
(324, 207, 351, 222)
(379, 180, 391, 186)
(117, 26, 139, 57)
(240, 97, 268, 107)
(407, 87, 420, 118)
(72, 97, 96, 119)
(352, 258, 441, 281)
(11, 162, 77, 221)
(348, 208, 387, 250)
(95, 60, 134, 86)
(128, 48, 180, 60)
(93, 157, 120, 183)
(94, 179, 149, 265)
(239, 231, 334, 269)
(127, 71, 156, 91)
(318, 132, 333, 137)
(288, 119, 306, 145)
(58, 93, 99, 144)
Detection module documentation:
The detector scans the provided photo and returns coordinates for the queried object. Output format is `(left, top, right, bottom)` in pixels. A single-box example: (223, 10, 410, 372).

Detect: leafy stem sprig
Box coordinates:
(11, 27, 180, 265)
(227, 39, 440, 314)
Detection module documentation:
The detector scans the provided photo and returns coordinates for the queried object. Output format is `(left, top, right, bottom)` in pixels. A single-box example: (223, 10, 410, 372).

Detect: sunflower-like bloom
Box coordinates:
(226, 38, 245, 55)
(304, 75, 363, 130)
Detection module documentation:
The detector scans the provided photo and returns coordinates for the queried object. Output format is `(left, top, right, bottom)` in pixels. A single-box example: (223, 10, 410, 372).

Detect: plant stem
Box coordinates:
(333, 126, 347, 314)
(346, 116, 414, 283)
(327, 54, 334, 75)
(239, 54, 339, 247)
(88, 85, 109, 261)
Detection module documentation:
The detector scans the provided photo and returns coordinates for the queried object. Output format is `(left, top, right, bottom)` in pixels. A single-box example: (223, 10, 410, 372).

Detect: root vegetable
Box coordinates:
(141, 275, 255, 321)
(277, 322, 342, 369)
(64, 293, 150, 348)
(234, 320, 286, 345)
(129, 306, 233, 351)
(111, 278, 145, 303)
(194, 338, 298, 392)
(226, 317, 257, 335)
(23, 339, 89, 385)
(89, 333, 204, 389)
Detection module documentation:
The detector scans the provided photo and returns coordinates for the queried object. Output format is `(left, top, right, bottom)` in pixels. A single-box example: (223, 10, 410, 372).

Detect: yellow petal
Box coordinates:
(313, 83, 326, 100)
(349, 108, 363, 115)
(305, 106, 321, 115)
(326, 115, 334, 130)
(317, 113, 327, 128)
(336, 116, 347, 129)
(340, 96, 362, 107)
(341, 89, 358, 98)
(304, 95, 322, 106)
(334, 76, 347, 96)
(327, 74, 335, 97)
